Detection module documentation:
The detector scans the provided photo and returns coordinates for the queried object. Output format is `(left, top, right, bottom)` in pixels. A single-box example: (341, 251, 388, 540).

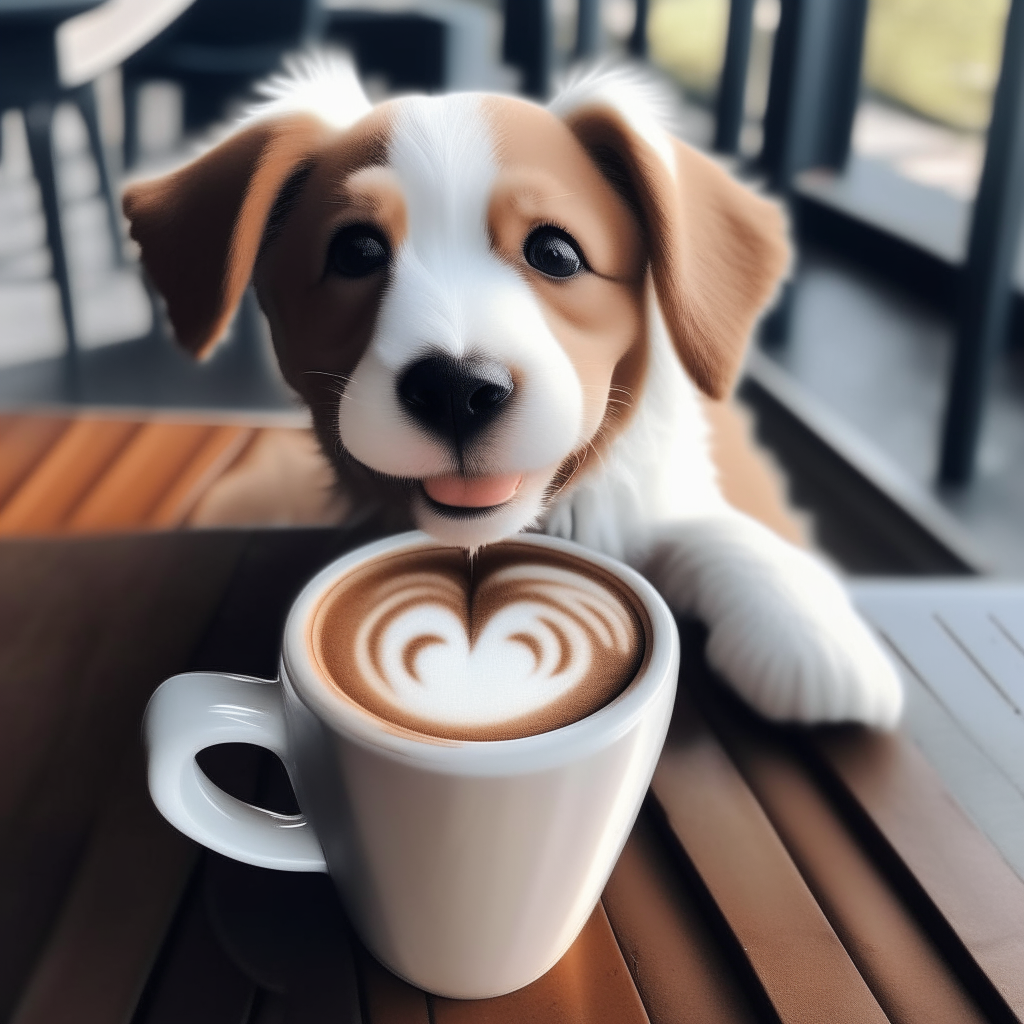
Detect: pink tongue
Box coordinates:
(423, 473, 522, 508)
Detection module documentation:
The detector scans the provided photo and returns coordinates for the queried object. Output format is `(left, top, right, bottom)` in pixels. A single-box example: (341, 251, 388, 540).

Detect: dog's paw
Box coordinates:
(645, 518, 903, 728)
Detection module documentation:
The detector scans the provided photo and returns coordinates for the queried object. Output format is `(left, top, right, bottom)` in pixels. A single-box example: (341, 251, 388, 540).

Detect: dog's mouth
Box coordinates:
(420, 473, 523, 515)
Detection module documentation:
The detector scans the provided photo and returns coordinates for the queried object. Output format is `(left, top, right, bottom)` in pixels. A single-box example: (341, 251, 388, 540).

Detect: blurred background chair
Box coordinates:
(322, 1, 514, 96)
(0, 0, 120, 365)
(0, 0, 195, 364)
(121, 0, 324, 168)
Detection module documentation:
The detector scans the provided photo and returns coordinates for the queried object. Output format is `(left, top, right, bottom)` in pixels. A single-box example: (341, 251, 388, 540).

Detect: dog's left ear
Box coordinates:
(122, 114, 329, 358)
(560, 104, 789, 399)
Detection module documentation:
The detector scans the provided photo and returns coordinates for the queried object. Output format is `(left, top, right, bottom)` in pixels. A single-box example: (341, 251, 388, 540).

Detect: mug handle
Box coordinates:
(143, 671, 328, 872)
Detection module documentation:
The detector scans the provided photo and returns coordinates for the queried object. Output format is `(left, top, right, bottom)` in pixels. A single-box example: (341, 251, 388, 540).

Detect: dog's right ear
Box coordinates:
(122, 114, 329, 358)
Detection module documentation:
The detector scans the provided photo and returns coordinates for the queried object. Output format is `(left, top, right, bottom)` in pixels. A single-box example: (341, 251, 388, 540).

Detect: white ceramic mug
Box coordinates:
(143, 531, 679, 999)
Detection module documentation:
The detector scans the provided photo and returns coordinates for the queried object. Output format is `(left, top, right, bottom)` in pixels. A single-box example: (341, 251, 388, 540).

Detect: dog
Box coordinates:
(123, 54, 901, 727)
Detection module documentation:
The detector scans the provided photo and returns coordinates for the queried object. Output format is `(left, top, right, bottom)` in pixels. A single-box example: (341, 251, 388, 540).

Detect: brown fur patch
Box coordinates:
(250, 106, 419, 529)
(254, 113, 401, 403)
(483, 97, 651, 492)
(562, 106, 790, 400)
(123, 114, 333, 356)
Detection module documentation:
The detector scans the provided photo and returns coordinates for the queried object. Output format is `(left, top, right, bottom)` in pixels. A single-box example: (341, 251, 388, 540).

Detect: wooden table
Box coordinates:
(3, 527, 1023, 1024)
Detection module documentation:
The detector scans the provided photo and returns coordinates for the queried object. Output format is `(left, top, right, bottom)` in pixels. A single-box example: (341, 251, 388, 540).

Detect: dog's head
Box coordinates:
(124, 57, 788, 547)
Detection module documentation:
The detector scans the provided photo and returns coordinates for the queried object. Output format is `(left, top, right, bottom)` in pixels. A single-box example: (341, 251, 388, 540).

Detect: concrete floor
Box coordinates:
(0, 91, 1021, 574)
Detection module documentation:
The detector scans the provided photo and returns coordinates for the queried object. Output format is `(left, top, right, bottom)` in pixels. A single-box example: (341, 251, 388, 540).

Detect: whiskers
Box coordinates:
(549, 446, 589, 500)
(303, 369, 355, 402)
(579, 383, 635, 413)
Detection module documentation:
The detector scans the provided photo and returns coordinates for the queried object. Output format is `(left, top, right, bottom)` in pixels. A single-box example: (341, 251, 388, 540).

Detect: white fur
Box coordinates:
(549, 63, 679, 179)
(264, 60, 903, 729)
(245, 50, 372, 130)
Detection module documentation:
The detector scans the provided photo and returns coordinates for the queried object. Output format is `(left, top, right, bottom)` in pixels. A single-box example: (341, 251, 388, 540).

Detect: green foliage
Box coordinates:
(648, 0, 729, 100)
(863, 0, 1008, 131)
(646, 0, 1008, 132)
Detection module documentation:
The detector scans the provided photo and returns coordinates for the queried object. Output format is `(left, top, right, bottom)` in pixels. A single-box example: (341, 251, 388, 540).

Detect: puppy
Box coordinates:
(123, 55, 901, 727)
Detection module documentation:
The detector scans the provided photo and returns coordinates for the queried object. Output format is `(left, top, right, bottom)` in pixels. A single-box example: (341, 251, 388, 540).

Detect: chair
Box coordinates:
(326, 9, 447, 93)
(121, 0, 324, 168)
(0, 0, 193, 364)
(0, 0, 120, 363)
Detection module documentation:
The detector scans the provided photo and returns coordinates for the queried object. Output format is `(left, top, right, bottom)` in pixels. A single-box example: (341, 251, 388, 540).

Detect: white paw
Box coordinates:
(645, 518, 903, 728)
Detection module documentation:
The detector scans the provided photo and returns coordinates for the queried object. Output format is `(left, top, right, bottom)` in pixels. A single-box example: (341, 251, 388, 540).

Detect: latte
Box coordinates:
(309, 541, 650, 740)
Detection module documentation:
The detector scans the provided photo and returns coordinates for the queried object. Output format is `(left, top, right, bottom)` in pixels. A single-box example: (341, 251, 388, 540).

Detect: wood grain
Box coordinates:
(0, 416, 69, 511)
(67, 422, 216, 532)
(148, 426, 256, 528)
(429, 903, 650, 1024)
(603, 809, 758, 1024)
(651, 689, 888, 1024)
(0, 419, 139, 533)
(705, 699, 985, 1024)
(811, 729, 1024, 1022)
(9, 742, 198, 1024)
(0, 531, 246, 1020)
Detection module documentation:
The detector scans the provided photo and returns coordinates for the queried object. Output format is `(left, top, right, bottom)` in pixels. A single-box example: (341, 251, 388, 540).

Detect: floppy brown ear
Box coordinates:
(562, 107, 790, 398)
(122, 114, 329, 357)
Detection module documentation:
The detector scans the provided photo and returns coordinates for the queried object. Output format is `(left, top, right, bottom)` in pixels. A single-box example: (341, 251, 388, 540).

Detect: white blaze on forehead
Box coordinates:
(389, 94, 497, 263)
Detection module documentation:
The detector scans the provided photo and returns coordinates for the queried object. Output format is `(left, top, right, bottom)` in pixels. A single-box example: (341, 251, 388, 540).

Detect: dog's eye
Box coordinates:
(524, 227, 585, 279)
(327, 224, 390, 277)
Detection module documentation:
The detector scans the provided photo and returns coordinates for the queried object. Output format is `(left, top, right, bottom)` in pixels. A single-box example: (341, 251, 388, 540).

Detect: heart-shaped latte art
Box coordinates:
(311, 543, 648, 740)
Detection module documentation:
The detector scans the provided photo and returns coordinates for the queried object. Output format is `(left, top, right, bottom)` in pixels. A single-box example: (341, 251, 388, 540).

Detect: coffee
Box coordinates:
(308, 541, 650, 740)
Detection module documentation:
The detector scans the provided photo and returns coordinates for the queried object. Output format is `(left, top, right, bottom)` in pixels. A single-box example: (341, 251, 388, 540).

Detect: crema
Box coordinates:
(309, 541, 650, 740)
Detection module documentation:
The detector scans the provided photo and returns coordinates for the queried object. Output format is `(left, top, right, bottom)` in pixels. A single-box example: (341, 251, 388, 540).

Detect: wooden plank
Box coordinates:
(602, 808, 758, 1024)
(131, 864, 257, 1024)
(429, 903, 650, 1024)
(811, 728, 1024, 1022)
(650, 689, 888, 1024)
(0, 532, 246, 1020)
(704, 699, 986, 1024)
(148, 426, 256, 528)
(0, 416, 69, 511)
(0, 419, 139, 534)
(9, 742, 198, 1024)
(281, 942, 362, 1024)
(66, 422, 216, 532)
(354, 944, 430, 1024)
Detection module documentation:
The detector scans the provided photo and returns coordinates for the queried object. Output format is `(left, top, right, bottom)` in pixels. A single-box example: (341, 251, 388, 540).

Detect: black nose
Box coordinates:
(398, 355, 513, 446)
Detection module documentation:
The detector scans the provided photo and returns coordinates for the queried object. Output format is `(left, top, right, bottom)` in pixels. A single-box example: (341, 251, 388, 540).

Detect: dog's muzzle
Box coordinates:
(397, 354, 513, 451)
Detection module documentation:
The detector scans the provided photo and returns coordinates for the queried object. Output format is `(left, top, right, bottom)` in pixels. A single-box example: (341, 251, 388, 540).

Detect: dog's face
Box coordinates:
(124, 64, 788, 547)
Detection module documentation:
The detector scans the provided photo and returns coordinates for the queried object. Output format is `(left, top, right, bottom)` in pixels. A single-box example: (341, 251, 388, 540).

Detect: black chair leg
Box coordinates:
(122, 75, 140, 170)
(24, 99, 80, 370)
(74, 82, 125, 266)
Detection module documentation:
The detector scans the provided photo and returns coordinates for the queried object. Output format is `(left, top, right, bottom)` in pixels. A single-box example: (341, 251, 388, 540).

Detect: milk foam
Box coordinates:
(311, 543, 648, 741)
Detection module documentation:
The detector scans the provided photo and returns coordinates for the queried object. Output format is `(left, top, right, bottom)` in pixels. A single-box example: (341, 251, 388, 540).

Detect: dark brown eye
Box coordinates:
(327, 224, 390, 277)
(524, 226, 585, 278)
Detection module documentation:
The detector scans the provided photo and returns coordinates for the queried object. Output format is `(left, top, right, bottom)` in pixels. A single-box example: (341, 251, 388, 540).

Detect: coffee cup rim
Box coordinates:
(281, 531, 679, 774)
